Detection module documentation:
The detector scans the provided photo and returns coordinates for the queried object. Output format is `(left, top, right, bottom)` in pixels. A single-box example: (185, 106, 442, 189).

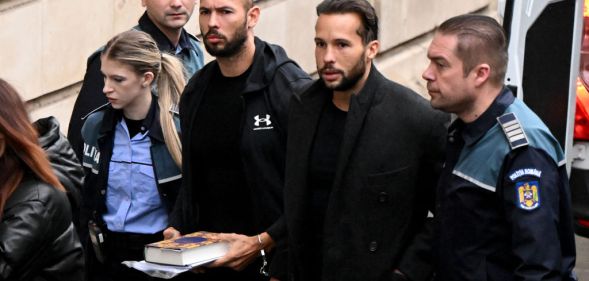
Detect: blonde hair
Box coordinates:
(102, 30, 185, 167)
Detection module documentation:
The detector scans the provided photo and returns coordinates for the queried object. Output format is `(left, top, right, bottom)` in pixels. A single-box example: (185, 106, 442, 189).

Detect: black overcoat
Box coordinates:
(284, 65, 448, 281)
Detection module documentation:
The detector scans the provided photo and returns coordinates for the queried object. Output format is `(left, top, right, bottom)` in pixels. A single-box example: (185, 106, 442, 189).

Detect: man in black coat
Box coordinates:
(283, 1, 448, 281)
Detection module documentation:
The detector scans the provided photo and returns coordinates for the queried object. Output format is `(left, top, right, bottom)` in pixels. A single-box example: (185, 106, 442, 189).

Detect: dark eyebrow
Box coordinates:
(427, 53, 448, 63)
(334, 38, 352, 45)
(200, 6, 234, 12)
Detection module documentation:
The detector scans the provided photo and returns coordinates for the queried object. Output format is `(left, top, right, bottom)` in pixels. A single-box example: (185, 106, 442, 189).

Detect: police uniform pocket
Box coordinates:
(136, 165, 161, 205)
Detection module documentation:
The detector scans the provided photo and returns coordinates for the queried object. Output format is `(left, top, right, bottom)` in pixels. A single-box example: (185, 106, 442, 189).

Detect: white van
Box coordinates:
(499, 0, 588, 237)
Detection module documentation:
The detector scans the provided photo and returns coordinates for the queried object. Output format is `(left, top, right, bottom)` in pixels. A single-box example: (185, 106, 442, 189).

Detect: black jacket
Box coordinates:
(0, 174, 85, 281)
(284, 66, 448, 281)
(434, 89, 577, 281)
(34, 116, 84, 231)
(171, 37, 311, 278)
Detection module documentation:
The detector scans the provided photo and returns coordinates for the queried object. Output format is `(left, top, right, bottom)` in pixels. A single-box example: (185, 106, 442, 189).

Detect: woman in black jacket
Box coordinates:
(0, 78, 84, 281)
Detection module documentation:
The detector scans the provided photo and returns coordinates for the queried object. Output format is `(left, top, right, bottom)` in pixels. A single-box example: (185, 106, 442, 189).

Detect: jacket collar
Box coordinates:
(300, 63, 381, 107)
(240, 37, 274, 93)
(143, 95, 165, 143)
(5, 172, 51, 210)
(332, 64, 381, 188)
(98, 94, 165, 143)
(188, 37, 297, 96)
(458, 87, 515, 146)
(138, 12, 194, 53)
(295, 64, 383, 190)
(243, 37, 297, 94)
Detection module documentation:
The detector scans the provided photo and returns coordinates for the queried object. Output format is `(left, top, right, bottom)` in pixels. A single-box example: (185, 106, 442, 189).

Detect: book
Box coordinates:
(144, 231, 229, 266)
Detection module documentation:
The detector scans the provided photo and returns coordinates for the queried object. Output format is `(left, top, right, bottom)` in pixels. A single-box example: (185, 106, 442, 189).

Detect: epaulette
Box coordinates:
(186, 32, 201, 42)
(81, 103, 110, 121)
(497, 112, 529, 150)
(169, 104, 179, 115)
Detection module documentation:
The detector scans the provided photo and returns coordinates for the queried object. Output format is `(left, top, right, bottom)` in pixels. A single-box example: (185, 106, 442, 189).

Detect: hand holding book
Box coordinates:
(144, 231, 229, 266)
(207, 232, 274, 271)
(163, 227, 181, 240)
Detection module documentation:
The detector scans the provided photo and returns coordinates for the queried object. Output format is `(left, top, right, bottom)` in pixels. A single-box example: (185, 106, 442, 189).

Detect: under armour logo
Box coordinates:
(254, 114, 272, 127)
(253, 114, 274, 131)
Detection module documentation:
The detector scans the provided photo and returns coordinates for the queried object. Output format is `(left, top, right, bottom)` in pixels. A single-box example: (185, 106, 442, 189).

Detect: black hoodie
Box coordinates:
(171, 37, 311, 278)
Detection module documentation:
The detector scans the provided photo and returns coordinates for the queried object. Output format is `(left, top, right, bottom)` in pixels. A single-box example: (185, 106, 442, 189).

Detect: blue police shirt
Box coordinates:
(102, 118, 168, 234)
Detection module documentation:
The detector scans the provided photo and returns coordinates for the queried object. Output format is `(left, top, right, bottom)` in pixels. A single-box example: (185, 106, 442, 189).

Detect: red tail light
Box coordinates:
(575, 79, 589, 140)
(574, 1, 589, 140)
(579, 218, 589, 228)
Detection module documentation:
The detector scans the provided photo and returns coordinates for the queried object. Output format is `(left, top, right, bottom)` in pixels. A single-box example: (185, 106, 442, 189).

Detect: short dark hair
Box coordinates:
(244, 0, 254, 10)
(437, 14, 508, 85)
(316, 0, 379, 45)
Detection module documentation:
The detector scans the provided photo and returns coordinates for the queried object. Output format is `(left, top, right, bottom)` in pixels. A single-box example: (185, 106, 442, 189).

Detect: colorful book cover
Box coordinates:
(146, 232, 220, 251)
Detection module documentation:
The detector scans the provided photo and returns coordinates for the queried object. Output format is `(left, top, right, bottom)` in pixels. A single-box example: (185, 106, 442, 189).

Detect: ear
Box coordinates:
(472, 63, 491, 87)
(246, 6, 260, 29)
(365, 40, 380, 60)
(142, 72, 155, 88)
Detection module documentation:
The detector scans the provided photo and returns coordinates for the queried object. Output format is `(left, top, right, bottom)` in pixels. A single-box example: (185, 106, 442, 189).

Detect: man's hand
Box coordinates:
(208, 232, 274, 271)
(163, 227, 181, 240)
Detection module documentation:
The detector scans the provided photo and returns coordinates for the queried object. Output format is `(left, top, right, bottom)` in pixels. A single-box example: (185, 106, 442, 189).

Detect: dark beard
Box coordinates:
(323, 56, 366, 91)
(202, 22, 248, 58)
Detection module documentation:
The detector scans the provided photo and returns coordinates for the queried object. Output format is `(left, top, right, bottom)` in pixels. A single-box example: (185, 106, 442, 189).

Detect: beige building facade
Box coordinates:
(0, 0, 495, 134)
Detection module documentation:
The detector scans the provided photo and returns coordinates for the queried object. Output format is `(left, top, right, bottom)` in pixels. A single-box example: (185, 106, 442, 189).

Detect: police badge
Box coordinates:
(516, 181, 540, 210)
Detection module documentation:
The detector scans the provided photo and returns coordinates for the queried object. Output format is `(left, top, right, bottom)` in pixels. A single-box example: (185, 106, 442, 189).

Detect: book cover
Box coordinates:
(144, 231, 229, 266)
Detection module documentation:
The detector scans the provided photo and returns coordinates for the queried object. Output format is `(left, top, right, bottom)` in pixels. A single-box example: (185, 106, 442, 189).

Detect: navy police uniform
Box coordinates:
(434, 88, 577, 281)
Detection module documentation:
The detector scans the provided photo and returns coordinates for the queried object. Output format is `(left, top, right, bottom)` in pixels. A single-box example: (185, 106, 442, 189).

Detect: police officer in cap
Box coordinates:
(422, 14, 577, 280)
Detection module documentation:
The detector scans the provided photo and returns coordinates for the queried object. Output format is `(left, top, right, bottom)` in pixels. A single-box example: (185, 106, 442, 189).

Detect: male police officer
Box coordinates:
(422, 14, 577, 280)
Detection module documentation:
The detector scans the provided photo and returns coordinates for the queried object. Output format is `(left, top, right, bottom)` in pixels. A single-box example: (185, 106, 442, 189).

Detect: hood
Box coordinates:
(34, 117, 84, 210)
(242, 37, 300, 94)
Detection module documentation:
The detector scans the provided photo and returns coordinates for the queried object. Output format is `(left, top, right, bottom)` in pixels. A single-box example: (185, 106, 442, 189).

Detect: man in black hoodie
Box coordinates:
(165, 0, 311, 280)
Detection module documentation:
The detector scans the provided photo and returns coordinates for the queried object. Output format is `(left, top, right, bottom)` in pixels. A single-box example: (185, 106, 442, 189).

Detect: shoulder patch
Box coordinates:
(516, 181, 540, 211)
(497, 112, 528, 150)
(509, 168, 542, 181)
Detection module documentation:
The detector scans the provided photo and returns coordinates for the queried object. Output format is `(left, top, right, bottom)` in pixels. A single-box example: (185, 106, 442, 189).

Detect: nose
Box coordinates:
(103, 80, 113, 95)
(170, 0, 182, 8)
(422, 63, 434, 81)
(206, 11, 219, 29)
(322, 45, 335, 65)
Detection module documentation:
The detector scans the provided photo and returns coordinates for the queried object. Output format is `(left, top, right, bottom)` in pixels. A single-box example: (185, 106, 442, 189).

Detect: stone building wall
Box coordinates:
(0, 0, 495, 134)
